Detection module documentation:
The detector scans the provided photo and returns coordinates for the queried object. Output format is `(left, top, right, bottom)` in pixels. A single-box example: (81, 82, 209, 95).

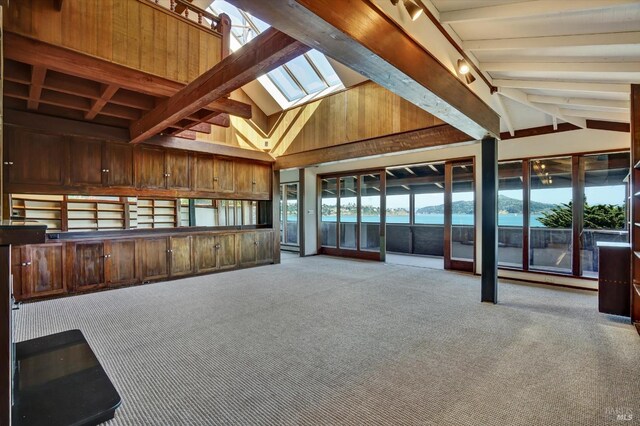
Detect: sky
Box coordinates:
(323, 184, 626, 211)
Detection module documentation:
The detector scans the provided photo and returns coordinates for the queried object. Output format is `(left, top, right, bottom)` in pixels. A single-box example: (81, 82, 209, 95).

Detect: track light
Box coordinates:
(390, 0, 423, 21)
(457, 59, 476, 84)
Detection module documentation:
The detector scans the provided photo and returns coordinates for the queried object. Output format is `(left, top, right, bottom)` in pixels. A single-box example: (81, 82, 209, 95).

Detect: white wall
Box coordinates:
(291, 128, 630, 288)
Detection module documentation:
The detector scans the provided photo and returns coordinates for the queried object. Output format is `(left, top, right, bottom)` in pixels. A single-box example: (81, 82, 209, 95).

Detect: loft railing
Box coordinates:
(145, 0, 231, 58)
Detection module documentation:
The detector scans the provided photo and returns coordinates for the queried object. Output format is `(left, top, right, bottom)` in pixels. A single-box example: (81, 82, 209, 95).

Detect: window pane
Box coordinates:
(451, 162, 474, 261)
(339, 176, 358, 250)
(307, 50, 342, 86)
(530, 157, 572, 273)
(285, 184, 299, 245)
(285, 56, 327, 94)
(581, 152, 630, 277)
(360, 174, 380, 251)
(321, 178, 337, 247)
(267, 68, 305, 101)
(386, 194, 410, 224)
(498, 161, 523, 268)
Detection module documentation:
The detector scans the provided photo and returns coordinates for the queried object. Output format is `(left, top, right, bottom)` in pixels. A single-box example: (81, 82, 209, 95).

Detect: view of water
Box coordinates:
(315, 214, 545, 227)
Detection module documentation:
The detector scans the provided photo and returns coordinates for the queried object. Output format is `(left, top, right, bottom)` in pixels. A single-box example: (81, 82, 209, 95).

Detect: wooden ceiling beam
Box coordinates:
(208, 113, 231, 128)
(229, 0, 499, 140)
(4, 32, 252, 119)
(27, 66, 47, 110)
(275, 124, 473, 170)
(129, 27, 309, 144)
(85, 84, 119, 120)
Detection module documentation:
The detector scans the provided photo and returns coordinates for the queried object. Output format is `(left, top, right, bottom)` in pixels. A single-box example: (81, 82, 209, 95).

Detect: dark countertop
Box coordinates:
(0, 221, 47, 246)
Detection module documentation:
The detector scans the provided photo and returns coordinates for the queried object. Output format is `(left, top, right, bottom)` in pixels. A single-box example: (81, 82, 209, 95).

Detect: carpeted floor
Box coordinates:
(15, 255, 640, 425)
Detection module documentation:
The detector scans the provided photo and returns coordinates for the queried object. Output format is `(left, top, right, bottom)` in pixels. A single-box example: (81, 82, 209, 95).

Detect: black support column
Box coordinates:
(481, 136, 498, 303)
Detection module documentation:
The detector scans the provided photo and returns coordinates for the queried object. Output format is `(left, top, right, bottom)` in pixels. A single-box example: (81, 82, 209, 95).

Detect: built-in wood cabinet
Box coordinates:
(169, 235, 193, 277)
(239, 231, 274, 267)
(104, 239, 138, 287)
(69, 138, 104, 186)
(12, 244, 67, 299)
(4, 128, 66, 187)
(103, 143, 134, 187)
(71, 241, 106, 292)
(135, 147, 192, 191)
(12, 229, 273, 301)
(4, 127, 272, 200)
(234, 161, 271, 198)
(140, 237, 170, 281)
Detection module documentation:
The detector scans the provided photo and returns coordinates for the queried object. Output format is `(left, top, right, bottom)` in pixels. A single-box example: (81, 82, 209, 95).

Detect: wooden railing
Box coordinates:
(147, 0, 231, 58)
(148, 0, 221, 32)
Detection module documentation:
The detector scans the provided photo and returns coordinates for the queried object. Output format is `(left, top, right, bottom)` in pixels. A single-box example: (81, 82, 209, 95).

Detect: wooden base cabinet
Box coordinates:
(169, 235, 193, 277)
(139, 237, 170, 282)
(12, 230, 274, 300)
(71, 242, 106, 292)
(239, 231, 274, 267)
(105, 240, 138, 287)
(193, 233, 237, 273)
(12, 244, 67, 301)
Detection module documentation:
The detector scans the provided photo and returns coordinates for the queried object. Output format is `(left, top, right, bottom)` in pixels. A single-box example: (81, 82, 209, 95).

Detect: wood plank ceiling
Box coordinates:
(422, 0, 640, 133)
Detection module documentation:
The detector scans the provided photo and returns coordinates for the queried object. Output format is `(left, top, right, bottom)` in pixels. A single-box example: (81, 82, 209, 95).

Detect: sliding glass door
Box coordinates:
(319, 172, 384, 260)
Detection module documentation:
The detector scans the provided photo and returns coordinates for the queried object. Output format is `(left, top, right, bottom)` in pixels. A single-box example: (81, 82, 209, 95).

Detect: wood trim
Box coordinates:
(522, 159, 530, 271)
(319, 246, 381, 261)
(145, 136, 274, 163)
(298, 170, 306, 257)
(275, 124, 473, 170)
(572, 156, 584, 276)
(443, 162, 452, 270)
(500, 120, 630, 141)
(586, 119, 630, 133)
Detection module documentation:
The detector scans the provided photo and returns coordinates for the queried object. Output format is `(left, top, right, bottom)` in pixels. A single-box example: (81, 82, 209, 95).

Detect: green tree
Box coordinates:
(538, 201, 625, 229)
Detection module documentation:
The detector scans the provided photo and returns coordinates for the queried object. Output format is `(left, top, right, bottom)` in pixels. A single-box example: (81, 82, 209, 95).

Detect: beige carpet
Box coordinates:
(14, 255, 640, 425)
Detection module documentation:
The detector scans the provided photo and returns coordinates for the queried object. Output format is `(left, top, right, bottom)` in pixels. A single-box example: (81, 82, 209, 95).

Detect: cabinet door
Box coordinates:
(105, 240, 138, 287)
(136, 147, 166, 189)
(5, 128, 65, 186)
(214, 158, 235, 193)
(170, 235, 193, 277)
(140, 237, 169, 281)
(27, 244, 66, 298)
(104, 142, 134, 187)
(253, 163, 272, 197)
(194, 234, 217, 273)
(166, 150, 191, 190)
(234, 161, 253, 194)
(69, 138, 103, 186)
(217, 233, 237, 270)
(238, 232, 257, 267)
(73, 242, 105, 292)
(194, 154, 215, 192)
(11, 247, 26, 301)
(256, 231, 274, 264)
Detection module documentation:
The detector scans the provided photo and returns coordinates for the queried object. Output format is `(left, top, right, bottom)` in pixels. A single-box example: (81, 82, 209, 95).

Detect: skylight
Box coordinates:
(208, 1, 344, 109)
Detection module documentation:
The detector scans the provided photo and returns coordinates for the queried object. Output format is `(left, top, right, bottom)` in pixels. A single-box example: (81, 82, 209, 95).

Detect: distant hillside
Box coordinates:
(416, 195, 556, 215)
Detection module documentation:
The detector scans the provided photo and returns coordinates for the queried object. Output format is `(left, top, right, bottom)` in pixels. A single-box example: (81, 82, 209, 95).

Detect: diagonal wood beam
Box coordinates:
(129, 27, 310, 144)
(27, 66, 47, 110)
(228, 0, 499, 140)
(85, 84, 118, 120)
(4, 32, 252, 119)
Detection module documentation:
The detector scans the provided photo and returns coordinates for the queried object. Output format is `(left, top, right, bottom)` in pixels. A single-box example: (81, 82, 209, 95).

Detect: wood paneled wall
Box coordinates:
(4, 0, 222, 83)
(268, 82, 444, 157)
